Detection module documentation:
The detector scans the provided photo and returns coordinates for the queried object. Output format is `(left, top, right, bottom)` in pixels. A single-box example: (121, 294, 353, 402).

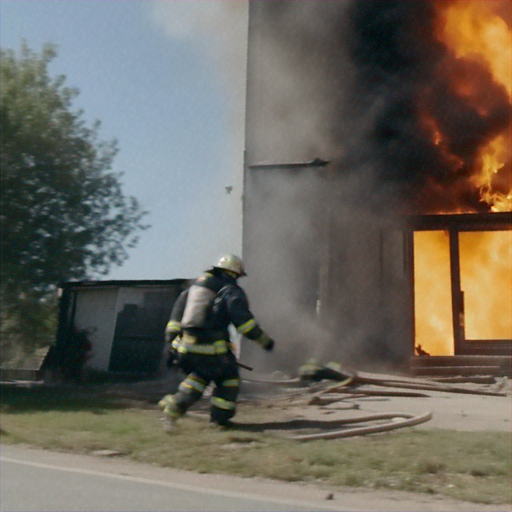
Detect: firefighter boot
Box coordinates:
(209, 419, 236, 430)
(158, 394, 180, 433)
(161, 414, 177, 433)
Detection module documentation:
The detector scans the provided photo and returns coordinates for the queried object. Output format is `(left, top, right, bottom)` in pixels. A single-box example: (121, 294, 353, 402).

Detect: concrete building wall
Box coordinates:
(242, 2, 413, 371)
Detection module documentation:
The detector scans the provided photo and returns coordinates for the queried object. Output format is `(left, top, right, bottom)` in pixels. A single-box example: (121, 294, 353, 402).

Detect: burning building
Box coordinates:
(241, 1, 511, 374)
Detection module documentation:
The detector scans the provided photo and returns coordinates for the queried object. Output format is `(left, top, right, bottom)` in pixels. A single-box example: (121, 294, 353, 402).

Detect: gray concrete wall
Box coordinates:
(242, 2, 413, 372)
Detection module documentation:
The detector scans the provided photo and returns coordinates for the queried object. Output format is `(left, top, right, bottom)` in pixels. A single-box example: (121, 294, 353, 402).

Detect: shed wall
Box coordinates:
(51, 280, 189, 379)
(74, 289, 118, 371)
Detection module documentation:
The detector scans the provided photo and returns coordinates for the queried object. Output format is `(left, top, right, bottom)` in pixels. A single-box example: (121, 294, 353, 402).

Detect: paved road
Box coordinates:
(0, 444, 344, 512)
(1, 444, 509, 512)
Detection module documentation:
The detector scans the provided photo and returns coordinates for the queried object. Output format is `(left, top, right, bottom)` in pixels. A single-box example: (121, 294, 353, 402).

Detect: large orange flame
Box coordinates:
(436, 0, 511, 212)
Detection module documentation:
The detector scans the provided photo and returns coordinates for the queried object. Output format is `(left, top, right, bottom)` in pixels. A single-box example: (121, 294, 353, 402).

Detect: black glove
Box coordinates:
(264, 339, 275, 352)
(166, 349, 178, 368)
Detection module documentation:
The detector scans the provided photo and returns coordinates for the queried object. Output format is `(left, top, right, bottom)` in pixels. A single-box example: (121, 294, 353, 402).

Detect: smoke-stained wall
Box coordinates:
(245, 1, 510, 212)
(242, 161, 412, 371)
(242, 2, 414, 371)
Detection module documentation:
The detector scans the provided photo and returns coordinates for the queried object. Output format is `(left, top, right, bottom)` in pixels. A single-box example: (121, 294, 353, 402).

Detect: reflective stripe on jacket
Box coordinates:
(177, 337, 232, 355)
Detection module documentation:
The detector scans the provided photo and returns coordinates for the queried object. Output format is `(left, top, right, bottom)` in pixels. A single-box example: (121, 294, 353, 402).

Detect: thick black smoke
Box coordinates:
(253, 0, 511, 214)
(347, 1, 510, 212)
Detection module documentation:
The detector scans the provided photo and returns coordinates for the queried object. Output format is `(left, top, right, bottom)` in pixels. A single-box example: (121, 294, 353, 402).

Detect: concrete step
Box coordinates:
(411, 355, 511, 367)
(411, 365, 505, 377)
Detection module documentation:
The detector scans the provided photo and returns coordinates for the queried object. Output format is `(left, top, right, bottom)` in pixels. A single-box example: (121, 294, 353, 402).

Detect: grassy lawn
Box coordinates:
(1, 383, 510, 505)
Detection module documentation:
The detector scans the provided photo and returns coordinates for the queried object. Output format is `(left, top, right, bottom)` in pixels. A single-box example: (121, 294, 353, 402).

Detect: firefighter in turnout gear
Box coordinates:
(158, 254, 275, 431)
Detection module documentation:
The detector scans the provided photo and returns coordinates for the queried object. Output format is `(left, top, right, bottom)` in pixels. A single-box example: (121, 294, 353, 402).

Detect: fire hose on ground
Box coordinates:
(280, 410, 433, 441)
(236, 361, 506, 439)
(238, 365, 435, 439)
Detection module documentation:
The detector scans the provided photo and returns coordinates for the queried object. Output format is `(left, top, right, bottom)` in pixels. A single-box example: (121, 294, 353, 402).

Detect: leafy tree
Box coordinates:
(1, 42, 149, 356)
(0, 289, 58, 364)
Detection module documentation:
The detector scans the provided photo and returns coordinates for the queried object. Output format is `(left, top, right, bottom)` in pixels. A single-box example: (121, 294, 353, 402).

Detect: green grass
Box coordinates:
(1, 383, 510, 505)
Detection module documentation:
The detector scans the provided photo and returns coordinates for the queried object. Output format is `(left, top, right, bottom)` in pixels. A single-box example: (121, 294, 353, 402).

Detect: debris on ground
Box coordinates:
(296, 361, 509, 397)
(233, 360, 511, 439)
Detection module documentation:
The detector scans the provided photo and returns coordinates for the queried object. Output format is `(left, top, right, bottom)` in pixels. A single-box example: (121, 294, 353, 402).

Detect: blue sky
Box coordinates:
(1, 0, 248, 280)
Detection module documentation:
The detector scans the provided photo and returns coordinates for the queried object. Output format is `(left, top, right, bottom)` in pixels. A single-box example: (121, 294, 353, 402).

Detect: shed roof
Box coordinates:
(59, 279, 191, 290)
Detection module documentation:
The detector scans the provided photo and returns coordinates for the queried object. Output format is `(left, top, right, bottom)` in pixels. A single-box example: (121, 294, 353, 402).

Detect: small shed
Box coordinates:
(49, 279, 189, 377)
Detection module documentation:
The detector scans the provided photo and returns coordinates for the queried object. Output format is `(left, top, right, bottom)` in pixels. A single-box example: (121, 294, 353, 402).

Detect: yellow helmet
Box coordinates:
(215, 254, 246, 276)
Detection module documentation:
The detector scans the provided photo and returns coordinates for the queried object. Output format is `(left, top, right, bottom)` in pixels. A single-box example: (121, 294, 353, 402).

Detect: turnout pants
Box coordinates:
(163, 351, 240, 425)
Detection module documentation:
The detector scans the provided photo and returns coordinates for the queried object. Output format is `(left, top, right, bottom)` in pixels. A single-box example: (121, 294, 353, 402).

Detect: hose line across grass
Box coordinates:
(281, 411, 434, 441)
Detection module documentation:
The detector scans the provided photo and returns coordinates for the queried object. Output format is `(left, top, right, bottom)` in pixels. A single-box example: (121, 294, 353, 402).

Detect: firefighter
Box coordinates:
(158, 254, 275, 431)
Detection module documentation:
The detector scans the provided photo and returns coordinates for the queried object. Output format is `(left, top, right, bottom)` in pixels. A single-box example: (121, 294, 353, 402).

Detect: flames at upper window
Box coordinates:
(415, 0, 511, 213)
